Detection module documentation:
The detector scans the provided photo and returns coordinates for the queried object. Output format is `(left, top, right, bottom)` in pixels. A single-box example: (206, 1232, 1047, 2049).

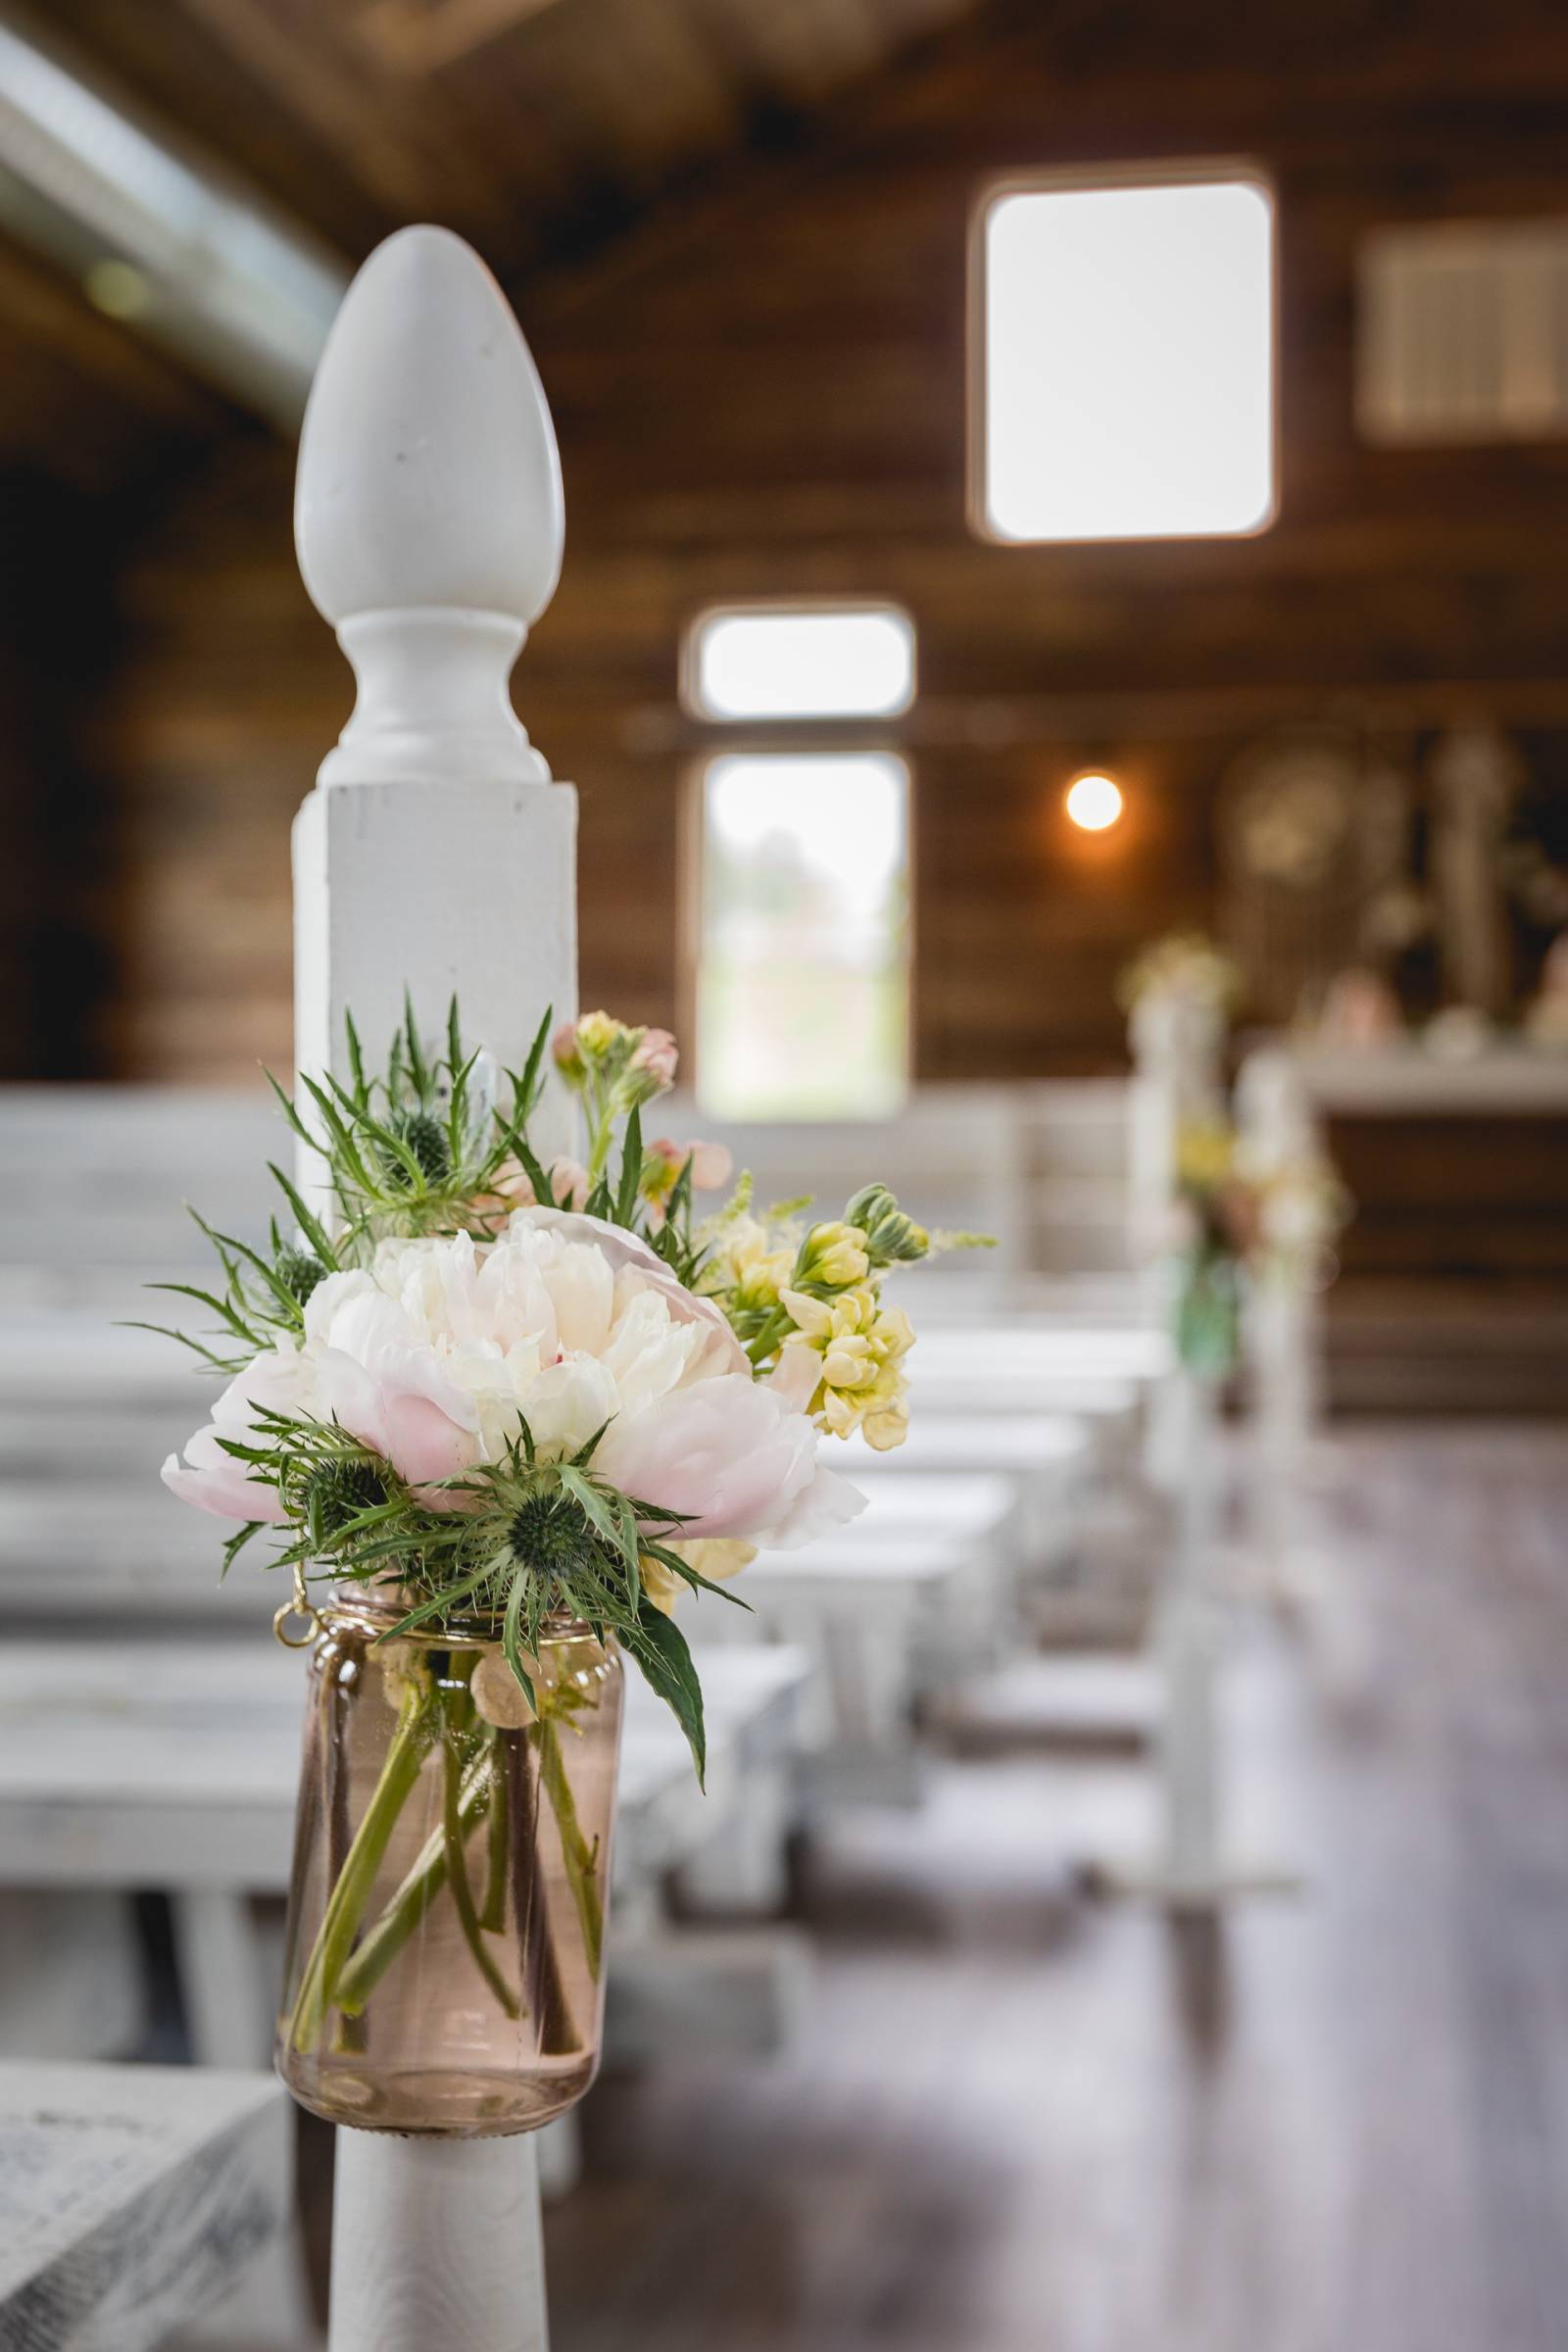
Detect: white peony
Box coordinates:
(164, 1207, 862, 1547)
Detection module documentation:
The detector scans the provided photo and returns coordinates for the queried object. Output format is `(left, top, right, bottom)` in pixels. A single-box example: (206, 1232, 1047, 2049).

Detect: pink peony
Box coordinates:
(163, 1211, 851, 1547)
(596, 1376, 863, 1548)
(162, 1348, 312, 1522)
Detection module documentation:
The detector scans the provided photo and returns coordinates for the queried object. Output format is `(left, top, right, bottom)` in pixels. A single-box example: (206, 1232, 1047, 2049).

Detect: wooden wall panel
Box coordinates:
(92, 0, 1568, 1082)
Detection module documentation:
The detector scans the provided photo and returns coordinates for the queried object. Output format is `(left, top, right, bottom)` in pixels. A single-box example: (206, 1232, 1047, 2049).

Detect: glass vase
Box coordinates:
(276, 1589, 622, 2137)
(1174, 1247, 1244, 1379)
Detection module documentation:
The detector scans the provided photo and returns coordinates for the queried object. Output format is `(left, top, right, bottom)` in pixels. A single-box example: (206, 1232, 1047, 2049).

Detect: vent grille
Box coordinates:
(1357, 219, 1568, 444)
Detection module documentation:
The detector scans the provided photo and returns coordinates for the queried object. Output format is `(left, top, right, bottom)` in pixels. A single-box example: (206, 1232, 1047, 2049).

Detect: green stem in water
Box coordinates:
(333, 1746, 494, 2020)
(442, 1735, 519, 2018)
(535, 1716, 604, 1981)
(287, 1680, 435, 2054)
(480, 1730, 509, 1933)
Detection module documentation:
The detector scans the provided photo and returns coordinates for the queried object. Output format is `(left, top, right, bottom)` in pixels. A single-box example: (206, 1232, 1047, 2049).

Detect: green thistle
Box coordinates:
(382, 1109, 451, 1189)
(507, 1489, 600, 1577)
(277, 1247, 328, 1305)
(302, 1457, 388, 1544)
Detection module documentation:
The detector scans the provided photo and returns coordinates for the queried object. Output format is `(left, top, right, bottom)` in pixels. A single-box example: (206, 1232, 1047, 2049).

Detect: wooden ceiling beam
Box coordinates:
(344, 0, 564, 76)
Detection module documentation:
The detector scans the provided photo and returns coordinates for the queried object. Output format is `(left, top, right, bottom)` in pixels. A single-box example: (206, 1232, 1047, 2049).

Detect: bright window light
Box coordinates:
(697, 753, 909, 1119)
(688, 605, 916, 721)
(979, 173, 1276, 542)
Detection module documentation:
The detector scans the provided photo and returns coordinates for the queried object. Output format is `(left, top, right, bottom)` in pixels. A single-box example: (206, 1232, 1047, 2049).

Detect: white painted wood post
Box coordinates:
(1158, 1368, 1222, 1898)
(291, 222, 577, 2352)
(1235, 1046, 1322, 1583)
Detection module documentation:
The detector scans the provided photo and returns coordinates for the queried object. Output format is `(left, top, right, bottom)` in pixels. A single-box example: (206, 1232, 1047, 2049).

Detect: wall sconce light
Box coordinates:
(1065, 771, 1124, 832)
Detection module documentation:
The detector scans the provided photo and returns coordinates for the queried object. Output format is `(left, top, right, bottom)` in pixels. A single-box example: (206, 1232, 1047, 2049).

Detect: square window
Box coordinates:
(686, 603, 916, 722)
(977, 171, 1276, 542)
(695, 753, 909, 1120)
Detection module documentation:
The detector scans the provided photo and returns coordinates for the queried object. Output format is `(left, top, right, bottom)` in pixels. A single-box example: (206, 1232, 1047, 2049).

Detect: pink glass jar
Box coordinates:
(276, 1592, 622, 2137)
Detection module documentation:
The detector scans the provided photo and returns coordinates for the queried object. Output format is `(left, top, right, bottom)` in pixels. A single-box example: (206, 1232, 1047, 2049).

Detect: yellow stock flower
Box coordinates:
(709, 1216, 794, 1310)
(574, 1009, 624, 1057)
(780, 1284, 913, 1446)
(800, 1220, 871, 1289)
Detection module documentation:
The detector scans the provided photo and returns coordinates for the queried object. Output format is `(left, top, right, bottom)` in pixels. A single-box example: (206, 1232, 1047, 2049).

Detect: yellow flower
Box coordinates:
(640, 1539, 757, 1615)
(710, 1216, 795, 1309)
(781, 1284, 913, 1445)
(638, 1551, 682, 1616)
(799, 1220, 870, 1289)
(574, 1009, 624, 1057)
(1176, 1120, 1236, 1190)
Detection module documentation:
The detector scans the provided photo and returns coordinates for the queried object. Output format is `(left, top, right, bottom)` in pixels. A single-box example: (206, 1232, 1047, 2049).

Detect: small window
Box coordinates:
(696, 753, 909, 1120)
(975, 168, 1276, 543)
(685, 603, 915, 722)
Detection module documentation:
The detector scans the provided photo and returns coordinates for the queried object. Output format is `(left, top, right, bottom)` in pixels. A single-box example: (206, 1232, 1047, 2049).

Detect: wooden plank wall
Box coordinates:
(88, 0, 1568, 1083)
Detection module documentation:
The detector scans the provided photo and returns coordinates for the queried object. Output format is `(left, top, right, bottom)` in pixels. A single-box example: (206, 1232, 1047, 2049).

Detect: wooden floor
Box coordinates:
(542, 1426, 1568, 2352)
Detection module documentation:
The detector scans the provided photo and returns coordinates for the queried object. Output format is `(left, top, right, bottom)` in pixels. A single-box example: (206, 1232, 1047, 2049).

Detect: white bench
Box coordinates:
(684, 1469, 1020, 1808)
(0, 1635, 812, 2064)
(0, 2060, 290, 2352)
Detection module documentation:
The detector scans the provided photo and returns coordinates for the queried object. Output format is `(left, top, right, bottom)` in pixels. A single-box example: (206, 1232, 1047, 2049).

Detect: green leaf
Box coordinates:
(621, 1607, 707, 1787)
(640, 1539, 752, 1609)
(557, 1464, 633, 1569)
(403, 990, 430, 1104)
(515, 1004, 552, 1124)
(380, 1561, 498, 1640)
(615, 1102, 643, 1228)
(122, 1319, 245, 1375)
(220, 1520, 267, 1582)
(567, 1419, 612, 1469)
(510, 1138, 556, 1211)
(501, 1572, 538, 1713)
(266, 1164, 337, 1271)
(264, 1067, 319, 1156)
(345, 1008, 368, 1102)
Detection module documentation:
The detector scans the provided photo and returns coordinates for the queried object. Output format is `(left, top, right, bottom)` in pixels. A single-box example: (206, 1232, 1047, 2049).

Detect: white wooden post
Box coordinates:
(1090, 1367, 1297, 1911)
(291, 222, 576, 2352)
(1159, 1369, 1222, 1897)
(1235, 1046, 1323, 1590)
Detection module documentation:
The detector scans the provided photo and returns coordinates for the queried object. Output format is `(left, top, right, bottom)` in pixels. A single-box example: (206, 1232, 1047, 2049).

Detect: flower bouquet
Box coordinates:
(1166, 1120, 1348, 1380)
(156, 1003, 938, 2133)
(1116, 932, 1243, 1018)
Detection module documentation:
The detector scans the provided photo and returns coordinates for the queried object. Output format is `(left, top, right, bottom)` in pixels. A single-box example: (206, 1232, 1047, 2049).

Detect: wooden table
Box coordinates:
(0, 2061, 289, 2352)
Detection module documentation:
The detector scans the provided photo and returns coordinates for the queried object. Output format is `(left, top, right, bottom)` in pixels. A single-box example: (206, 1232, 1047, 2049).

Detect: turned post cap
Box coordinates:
(295, 224, 564, 785)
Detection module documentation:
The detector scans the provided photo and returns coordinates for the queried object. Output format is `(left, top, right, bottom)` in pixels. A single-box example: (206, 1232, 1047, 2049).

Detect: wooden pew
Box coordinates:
(0, 1634, 812, 2066)
(0, 2060, 291, 2352)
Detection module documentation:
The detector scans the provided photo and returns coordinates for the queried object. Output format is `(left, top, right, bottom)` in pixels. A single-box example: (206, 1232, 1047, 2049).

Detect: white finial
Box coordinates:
(295, 223, 564, 787)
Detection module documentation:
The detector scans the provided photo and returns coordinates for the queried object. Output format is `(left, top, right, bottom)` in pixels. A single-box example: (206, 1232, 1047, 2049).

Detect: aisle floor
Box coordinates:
(545, 1425, 1568, 2352)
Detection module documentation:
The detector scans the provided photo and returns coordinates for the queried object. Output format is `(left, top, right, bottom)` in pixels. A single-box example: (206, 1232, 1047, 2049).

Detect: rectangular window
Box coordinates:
(685, 602, 916, 722)
(975, 168, 1276, 543)
(696, 752, 909, 1120)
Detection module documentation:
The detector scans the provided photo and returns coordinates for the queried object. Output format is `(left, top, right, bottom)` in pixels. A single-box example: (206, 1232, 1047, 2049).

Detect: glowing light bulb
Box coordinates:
(1065, 772, 1123, 831)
